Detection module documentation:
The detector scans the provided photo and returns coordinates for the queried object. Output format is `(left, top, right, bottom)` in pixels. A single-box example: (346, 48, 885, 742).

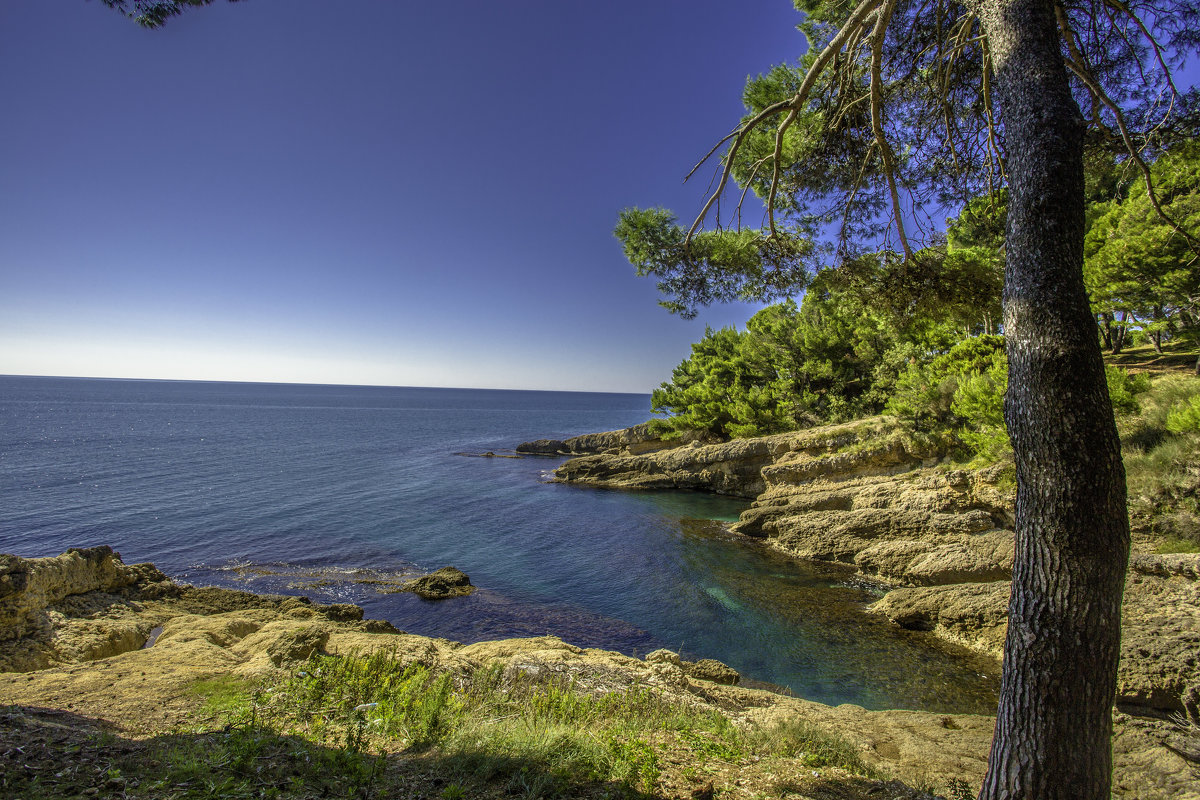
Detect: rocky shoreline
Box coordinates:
(1, 546, 1197, 798)
(531, 420, 1200, 728)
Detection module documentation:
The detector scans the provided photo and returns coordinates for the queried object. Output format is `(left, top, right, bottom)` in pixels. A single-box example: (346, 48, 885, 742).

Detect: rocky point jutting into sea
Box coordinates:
(521, 418, 1200, 732)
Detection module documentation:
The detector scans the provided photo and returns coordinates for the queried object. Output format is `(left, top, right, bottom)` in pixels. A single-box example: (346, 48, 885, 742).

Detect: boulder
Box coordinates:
(400, 566, 476, 600)
(683, 657, 740, 685)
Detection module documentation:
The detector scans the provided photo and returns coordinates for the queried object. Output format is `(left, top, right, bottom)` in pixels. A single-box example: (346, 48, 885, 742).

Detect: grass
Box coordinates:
(70, 650, 882, 800)
(1117, 374, 1200, 550)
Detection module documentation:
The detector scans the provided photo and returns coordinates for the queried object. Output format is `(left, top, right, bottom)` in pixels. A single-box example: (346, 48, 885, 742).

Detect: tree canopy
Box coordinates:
(99, 0, 239, 28)
(617, 0, 1200, 317)
(1085, 139, 1200, 354)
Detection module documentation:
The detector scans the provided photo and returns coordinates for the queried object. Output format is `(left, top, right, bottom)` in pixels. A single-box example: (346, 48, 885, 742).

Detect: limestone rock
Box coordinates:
(0, 546, 160, 642)
(645, 648, 682, 666)
(0, 551, 1194, 799)
(553, 419, 898, 498)
(400, 566, 476, 600)
(1119, 554, 1200, 720)
(517, 423, 678, 457)
(683, 657, 740, 685)
(871, 581, 1011, 659)
(515, 438, 572, 455)
(0, 549, 383, 673)
(236, 621, 332, 667)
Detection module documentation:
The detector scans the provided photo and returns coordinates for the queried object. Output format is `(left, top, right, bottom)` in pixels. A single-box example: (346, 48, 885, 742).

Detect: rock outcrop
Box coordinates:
(399, 566, 476, 599)
(554, 419, 917, 498)
(1, 548, 1195, 799)
(517, 422, 722, 458)
(0, 547, 375, 673)
(550, 419, 1200, 726)
(517, 423, 668, 456)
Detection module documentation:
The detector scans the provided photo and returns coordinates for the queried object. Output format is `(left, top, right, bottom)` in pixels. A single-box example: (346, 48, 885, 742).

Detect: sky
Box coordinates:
(0, 0, 809, 393)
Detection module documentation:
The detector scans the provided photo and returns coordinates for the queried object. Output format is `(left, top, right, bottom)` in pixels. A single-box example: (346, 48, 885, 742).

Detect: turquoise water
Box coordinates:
(0, 376, 999, 713)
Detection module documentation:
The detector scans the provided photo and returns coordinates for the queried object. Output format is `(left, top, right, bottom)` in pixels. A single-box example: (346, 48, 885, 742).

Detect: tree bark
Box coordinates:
(1098, 312, 1113, 351)
(975, 1, 1130, 798)
(1114, 311, 1129, 354)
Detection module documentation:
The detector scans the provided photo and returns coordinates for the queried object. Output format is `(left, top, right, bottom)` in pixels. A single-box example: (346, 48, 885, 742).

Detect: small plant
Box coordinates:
(746, 717, 880, 778)
(605, 732, 661, 794)
(947, 777, 976, 800)
(1156, 535, 1200, 554)
(1166, 394, 1200, 433)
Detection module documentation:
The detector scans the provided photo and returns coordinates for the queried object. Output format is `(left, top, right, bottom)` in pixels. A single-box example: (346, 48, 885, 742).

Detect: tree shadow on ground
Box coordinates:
(0, 704, 940, 800)
(0, 704, 657, 799)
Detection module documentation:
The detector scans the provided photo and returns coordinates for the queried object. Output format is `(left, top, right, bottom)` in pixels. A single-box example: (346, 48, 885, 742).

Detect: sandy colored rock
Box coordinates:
(872, 581, 1012, 659)
(683, 657, 740, 685)
(399, 566, 476, 599)
(517, 423, 682, 456)
(0, 548, 1196, 798)
(0, 546, 163, 641)
(555, 419, 901, 498)
(1119, 554, 1200, 720)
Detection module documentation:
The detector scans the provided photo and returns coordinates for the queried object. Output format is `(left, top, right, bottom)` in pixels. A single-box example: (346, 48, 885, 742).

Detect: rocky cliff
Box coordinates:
(544, 420, 1200, 726)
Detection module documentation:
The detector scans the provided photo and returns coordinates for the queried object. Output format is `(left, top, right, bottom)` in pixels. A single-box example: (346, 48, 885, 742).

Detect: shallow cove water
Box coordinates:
(0, 376, 999, 714)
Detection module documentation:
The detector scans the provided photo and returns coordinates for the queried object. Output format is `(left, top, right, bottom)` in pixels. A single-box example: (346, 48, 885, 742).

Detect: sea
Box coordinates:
(0, 375, 1000, 714)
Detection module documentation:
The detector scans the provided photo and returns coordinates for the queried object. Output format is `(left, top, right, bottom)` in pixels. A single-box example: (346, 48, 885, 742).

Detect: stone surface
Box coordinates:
(682, 657, 740, 685)
(0, 552, 1195, 799)
(549, 417, 1200, 727)
(0, 549, 370, 673)
(0, 546, 165, 643)
(399, 566, 476, 600)
(516, 423, 679, 457)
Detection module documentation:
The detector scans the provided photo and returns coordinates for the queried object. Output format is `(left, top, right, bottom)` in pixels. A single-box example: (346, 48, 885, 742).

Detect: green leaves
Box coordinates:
(1084, 141, 1200, 347)
(614, 208, 816, 319)
(99, 0, 235, 28)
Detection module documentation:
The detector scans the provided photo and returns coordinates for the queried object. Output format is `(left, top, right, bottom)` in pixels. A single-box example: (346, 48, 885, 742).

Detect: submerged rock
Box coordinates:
(399, 566, 476, 600)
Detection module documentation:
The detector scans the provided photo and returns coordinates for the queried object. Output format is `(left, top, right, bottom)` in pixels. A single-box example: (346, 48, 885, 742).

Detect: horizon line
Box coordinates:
(0, 372, 651, 397)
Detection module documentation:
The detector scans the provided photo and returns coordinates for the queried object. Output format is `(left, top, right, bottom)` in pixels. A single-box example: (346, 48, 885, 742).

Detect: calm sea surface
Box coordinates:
(0, 376, 999, 713)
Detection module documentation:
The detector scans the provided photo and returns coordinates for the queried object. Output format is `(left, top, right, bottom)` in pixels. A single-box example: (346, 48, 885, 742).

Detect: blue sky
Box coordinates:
(0, 0, 806, 393)
(2, 3, 1196, 393)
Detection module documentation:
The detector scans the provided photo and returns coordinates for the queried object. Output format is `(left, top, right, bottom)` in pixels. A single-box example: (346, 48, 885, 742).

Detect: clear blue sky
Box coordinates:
(4, 4, 1195, 393)
(0, 0, 807, 393)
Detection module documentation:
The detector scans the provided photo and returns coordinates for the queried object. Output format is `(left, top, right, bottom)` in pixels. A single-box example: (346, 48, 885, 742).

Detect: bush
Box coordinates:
(1166, 395, 1200, 433)
(1106, 365, 1151, 415)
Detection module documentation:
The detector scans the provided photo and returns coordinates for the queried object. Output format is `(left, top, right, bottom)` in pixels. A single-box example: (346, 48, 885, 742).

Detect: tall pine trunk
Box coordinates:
(975, 0, 1130, 797)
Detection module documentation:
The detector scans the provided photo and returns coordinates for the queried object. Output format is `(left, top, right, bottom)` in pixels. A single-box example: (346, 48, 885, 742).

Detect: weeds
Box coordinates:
(1, 651, 891, 799)
(745, 718, 881, 778)
(1118, 375, 1200, 548)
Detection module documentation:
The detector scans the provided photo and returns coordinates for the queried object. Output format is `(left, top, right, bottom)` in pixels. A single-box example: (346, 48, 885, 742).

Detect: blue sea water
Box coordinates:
(0, 376, 999, 713)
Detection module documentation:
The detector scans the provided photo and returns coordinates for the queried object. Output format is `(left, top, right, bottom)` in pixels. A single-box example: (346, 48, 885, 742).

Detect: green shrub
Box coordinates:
(951, 351, 1009, 461)
(886, 335, 1005, 428)
(1166, 394, 1200, 433)
(1106, 365, 1151, 415)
